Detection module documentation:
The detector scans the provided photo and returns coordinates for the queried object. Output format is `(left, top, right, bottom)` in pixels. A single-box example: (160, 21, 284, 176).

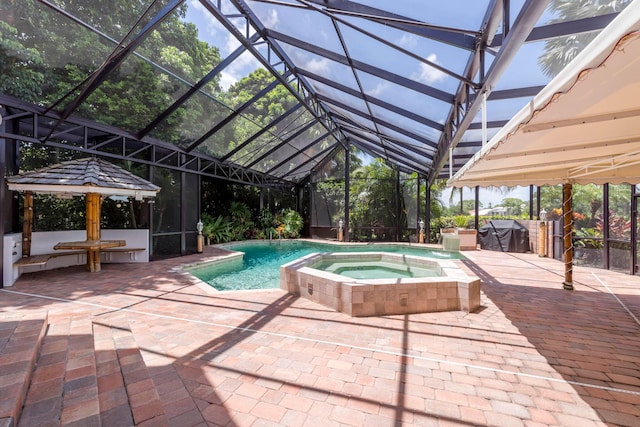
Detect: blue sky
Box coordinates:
(440, 186, 530, 208)
(180, 0, 579, 190)
(186, 0, 263, 89)
(183, 0, 560, 120)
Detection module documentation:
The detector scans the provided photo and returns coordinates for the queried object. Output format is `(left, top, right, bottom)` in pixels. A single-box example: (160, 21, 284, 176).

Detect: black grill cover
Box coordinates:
(478, 220, 530, 253)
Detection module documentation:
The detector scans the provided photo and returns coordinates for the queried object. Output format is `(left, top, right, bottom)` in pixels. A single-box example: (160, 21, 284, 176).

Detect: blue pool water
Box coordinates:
(189, 241, 461, 291)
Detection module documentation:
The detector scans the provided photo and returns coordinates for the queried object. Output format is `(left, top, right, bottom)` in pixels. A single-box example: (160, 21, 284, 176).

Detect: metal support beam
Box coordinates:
(335, 117, 436, 159)
(186, 78, 283, 152)
(344, 141, 350, 242)
(278, 143, 338, 179)
(214, 0, 347, 146)
(0, 98, 293, 190)
(529, 185, 534, 220)
(474, 186, 480, 230)
(491, 12, 620, 46)
(222, 103, 304, 161)
(536, 185, 542, 219)
(297, 68, 444, 131)
(396, 167, 401, 241)
(347, 138, 431, 176)
(267, 29, 454, 104)
(416, 175, 421, 232)
(265, 132, 329, 175)
(430, 0, 551, 185)
(301, 0, 478, 51)
(425, 183, 431, 243)
(295, 0, 476, 87)
(317, 94, 438, 149)
(138, 33, 261, 139)
(245, 120, 317, 168)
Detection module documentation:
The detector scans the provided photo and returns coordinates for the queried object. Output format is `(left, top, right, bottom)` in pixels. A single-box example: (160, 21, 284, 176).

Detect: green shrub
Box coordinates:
(574, 227, 604, 249)
(201, 213, 233, 244)
(278, 208, 303, 238)
(258, 208, 277, 238)
(229, 201, 254, 240)
(453, 215, 471, 228)
(429, 216, 457, 243)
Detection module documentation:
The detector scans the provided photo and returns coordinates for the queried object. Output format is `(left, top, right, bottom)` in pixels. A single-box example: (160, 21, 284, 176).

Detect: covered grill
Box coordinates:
(478, 220, 530, 253)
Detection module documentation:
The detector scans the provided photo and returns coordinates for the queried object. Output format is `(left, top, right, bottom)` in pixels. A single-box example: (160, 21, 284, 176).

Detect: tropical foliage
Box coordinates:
(574, 227, 604, 249)
(1, 0, 308, 236)
(201, 213, 234, 244)
(257, 209, 278, 239)
(453, 215, 470, 228)
(538, 0, 632, 77)
(200, 203, 304, 243)
(277, 208, 304, 238)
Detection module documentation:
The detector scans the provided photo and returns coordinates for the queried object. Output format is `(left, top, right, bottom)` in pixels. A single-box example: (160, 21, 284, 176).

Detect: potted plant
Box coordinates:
(453, 215, 477, 251)
(453, 215, 470, 229)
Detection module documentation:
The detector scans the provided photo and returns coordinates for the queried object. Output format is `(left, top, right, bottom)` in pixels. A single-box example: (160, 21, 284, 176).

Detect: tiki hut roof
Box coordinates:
(7, 158, 159, 198)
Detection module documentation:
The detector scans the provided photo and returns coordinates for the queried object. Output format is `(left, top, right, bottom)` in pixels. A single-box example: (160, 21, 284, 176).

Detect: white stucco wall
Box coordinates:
(3, 229, 149, 287)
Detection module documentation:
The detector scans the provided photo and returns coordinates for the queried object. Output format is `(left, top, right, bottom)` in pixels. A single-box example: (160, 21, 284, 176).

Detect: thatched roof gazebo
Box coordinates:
(7, 157, 159, 196)
(7, 157, 159, 272)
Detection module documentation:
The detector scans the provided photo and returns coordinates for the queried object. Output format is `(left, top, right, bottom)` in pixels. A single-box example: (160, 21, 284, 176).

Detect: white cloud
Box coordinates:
(305, 57, 331, 75)
(224, 28, 243, 56)
(366, 81, 389, 97)
(218, 16, 271, 89)
(218, 71, 238, 91)
(397, 33, 417, 49)
(262, 8, 279, 28)
(219, 49, 262, 90)
(188, 0, 206, 15)
(188, 0, 223, 41)
(412, 53, 447, 84)
(185, 0, 269, 90)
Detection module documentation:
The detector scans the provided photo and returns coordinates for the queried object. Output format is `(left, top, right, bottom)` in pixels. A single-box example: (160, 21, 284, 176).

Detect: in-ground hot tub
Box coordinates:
(281, 252, 481, 317)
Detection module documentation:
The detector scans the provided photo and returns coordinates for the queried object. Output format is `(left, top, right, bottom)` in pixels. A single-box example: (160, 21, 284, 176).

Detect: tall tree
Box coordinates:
(349, 159, 399, 235)
(538, 0, 632, 77)
(0, 0, 222, 142)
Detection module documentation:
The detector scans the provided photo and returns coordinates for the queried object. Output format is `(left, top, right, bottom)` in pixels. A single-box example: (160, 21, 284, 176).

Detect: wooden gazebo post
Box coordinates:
(22, 191, 33, 257)
(86, 192, 102, 272)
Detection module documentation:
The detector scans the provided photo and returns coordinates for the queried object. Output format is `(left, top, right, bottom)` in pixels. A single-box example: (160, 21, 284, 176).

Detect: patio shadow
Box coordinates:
(462, 255, 640, 426)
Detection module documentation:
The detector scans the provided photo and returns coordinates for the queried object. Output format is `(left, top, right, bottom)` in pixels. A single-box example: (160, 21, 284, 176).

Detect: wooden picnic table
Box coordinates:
(54, 239, 125, 272)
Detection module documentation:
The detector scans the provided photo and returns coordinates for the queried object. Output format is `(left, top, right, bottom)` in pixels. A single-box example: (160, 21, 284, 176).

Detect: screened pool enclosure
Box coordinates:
(2, 0, 639, 281)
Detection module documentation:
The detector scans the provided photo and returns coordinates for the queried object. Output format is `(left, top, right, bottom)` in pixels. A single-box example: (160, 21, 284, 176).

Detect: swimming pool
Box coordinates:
(188, 240, 462, 291)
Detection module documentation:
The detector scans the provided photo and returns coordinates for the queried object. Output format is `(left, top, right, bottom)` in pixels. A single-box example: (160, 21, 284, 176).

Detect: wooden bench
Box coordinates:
(14, 248, 146, 271)
(14, 251, 86, 269)
(100, 248, 146, 261)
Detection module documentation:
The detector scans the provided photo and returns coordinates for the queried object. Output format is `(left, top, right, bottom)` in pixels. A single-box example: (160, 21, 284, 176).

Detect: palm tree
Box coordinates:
(538, 0, 632, 77)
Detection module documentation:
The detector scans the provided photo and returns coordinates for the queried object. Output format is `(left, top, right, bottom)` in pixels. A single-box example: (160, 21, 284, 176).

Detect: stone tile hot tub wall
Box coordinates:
(280, 252, 481, 317)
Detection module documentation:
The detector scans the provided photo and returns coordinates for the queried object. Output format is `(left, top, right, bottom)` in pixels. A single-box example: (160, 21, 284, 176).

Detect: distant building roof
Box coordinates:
(476, 206, 508, 216)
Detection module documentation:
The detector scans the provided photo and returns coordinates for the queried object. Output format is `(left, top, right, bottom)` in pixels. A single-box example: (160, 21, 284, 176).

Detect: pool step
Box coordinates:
(19, 314, 100, 426)
(127, 320, 206, 425)
(14, 314, 202, 426)
(0, 314, 48, 427)
(94, 320, 169, 425)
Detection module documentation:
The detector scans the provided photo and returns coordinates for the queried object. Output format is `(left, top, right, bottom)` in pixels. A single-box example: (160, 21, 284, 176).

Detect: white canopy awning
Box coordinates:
(448, 1, 640, 188)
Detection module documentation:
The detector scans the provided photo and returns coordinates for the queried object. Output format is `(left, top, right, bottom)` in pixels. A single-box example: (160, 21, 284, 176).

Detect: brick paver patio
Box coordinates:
(1, 246, 639, 426)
